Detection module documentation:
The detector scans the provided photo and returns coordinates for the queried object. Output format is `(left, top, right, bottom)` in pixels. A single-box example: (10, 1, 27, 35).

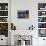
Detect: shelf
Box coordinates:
(0, 10, 8, 11)
(0, 16, 8, 17)
(38, 22, 46, 23)
(0, 22, 8, 23)
(38, 10, 46, 11)
(38, 15, 46, 17)
(38, 28, 46, 29)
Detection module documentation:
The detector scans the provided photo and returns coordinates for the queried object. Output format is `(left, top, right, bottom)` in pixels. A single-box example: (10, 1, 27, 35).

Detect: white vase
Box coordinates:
(21, 40, 25, 46)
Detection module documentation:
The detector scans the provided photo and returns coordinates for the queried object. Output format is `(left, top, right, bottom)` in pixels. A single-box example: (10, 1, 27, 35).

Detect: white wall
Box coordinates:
(0, 0, 9, 45)
(11, 0, 38, 30)
(11, 0, 46, 46)
(11, 0, 38, 45)
(11, 0, 46, 29)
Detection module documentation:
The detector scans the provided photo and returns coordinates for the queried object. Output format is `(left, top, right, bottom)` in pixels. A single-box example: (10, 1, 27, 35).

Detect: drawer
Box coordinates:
(0, 37, 8, 45)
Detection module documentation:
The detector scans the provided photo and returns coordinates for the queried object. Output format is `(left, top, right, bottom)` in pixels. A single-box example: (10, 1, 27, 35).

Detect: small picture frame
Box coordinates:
(17, 10, 29, 19)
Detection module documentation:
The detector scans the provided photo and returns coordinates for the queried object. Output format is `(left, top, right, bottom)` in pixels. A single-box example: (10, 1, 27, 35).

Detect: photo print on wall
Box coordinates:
(17, 10, 29, 19)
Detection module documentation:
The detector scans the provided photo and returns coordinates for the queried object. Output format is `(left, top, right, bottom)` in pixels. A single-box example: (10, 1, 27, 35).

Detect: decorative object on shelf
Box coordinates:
(40, 8, 44, 10)
(29, 25, 35, 30)
(17, 10, 29, 19)
(0, 11, 8, 16)
(38, 11, 46, 16)
(17, 40, 21, 45)
(5, 6, 8, 10)
(0, 23, 8, 30)
(19, 35, 29, 40)
(42, 12, 45, 15)
(38, 17, 46, 22)
(45, 6, 46, 9)
(11, 23, 16, 30)
(39, 29, 46, 37)
(42, 11, 46, 16)
(38, 23, 46, 28)
(0, 23, 8, 37)
(0, 3, 8, 10)
(0, 6, 1, 10)
(38, 3, 46, 10)
(0, 17, 8, 22)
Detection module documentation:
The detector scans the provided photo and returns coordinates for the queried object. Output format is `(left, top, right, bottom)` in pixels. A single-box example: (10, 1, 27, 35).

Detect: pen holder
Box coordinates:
(29, 25, 35, 30)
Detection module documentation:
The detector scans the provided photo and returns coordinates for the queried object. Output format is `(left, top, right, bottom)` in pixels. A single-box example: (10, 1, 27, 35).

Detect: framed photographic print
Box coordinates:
(17, 10, 29, 19)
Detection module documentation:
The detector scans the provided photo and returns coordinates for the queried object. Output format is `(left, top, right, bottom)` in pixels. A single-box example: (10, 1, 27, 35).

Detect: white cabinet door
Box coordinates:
(0, 35, 8, 45)
(38, 38, 46, 46)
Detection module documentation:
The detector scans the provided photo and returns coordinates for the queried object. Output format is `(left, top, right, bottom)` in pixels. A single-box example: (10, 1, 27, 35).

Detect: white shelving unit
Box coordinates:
(38, 3, 46, 37)
(38, 22, 46, 23)
(38, 28, 46, 29)
(0, 3, 8, 45)
(0, 3, 8, 36)
(38, 10, 46, 11)
(38, 16, 46, 17)
(0, 3, 8, 22)
(0, 10, 8, 11)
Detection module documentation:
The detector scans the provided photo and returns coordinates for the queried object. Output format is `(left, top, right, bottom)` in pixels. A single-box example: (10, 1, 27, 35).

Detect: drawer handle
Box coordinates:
(43, 39, 45, 40)
(1, 39, 3, 40)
